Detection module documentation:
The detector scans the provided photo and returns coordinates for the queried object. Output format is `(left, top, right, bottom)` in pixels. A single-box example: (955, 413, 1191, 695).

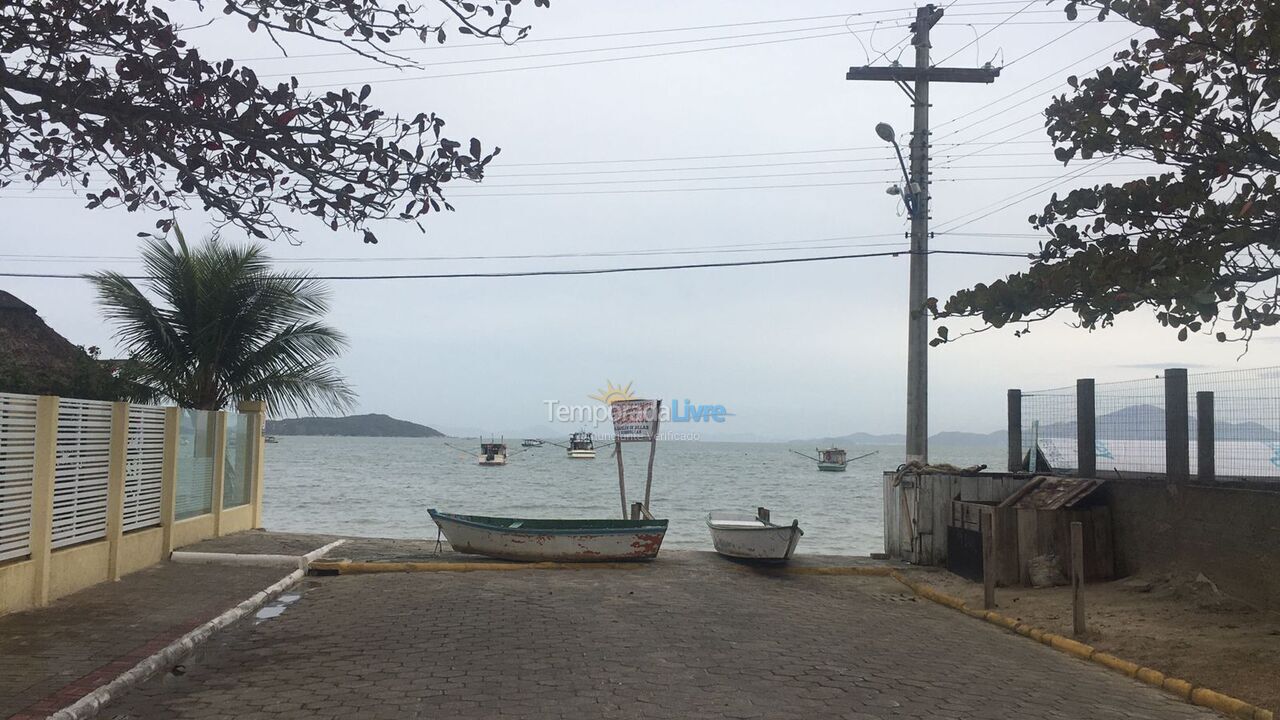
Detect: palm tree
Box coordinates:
(88, 235, 355, 414)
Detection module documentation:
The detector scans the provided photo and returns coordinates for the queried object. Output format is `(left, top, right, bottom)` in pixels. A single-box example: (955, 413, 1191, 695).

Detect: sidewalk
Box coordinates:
(0, 552, 288, 719)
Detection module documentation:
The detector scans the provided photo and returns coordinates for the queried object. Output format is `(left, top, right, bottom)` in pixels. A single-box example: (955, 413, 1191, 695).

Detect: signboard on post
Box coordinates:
(609, 399, 662, 519)
(610, 399, 660, 442)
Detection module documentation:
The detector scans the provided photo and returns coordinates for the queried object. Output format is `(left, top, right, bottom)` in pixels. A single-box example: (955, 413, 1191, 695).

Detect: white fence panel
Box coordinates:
(0, 393, 38, 562)
(52, 399, 113, 549)
(123, 405, 165, 532)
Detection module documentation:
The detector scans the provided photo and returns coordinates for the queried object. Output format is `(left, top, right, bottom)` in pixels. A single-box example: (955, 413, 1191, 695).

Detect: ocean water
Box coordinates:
(262, 437, 1003, 556)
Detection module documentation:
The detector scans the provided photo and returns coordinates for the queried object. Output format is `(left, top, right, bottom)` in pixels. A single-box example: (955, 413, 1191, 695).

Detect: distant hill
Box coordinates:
(1038, 403, 1280, 441)
(265, 413, 444, 438)
(797, 430, 1006, 447)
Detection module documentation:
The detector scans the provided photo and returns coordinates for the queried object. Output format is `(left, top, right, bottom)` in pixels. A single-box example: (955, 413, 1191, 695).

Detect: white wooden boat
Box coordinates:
(428, 510, 668, 562)
(706, 507, 803, 563)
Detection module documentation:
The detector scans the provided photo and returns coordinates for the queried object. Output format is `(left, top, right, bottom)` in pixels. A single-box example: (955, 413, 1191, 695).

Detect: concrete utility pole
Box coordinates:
(848, 5, 1000, 463)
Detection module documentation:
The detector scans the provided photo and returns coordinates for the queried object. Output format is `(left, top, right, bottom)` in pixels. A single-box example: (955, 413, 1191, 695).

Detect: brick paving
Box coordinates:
(105, 551, 1213, 720)
(0, 562, 287, 720)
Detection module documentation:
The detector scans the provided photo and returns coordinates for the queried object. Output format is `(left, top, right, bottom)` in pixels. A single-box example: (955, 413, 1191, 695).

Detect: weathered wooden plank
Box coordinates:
(1071, 521, 1087, 636)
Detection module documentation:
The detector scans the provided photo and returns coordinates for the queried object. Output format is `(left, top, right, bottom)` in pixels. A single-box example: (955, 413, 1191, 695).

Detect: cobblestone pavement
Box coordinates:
(105, 552, 1213, 720)
(0, 563, 287, 719)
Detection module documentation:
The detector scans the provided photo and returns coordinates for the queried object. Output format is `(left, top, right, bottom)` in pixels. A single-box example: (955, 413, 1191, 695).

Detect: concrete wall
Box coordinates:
(1103, 479, 1280, 612)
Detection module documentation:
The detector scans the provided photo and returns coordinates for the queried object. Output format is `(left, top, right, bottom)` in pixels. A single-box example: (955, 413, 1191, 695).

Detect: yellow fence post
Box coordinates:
(237, 400, 267, 529)
(30, 395, 58, 607)
(211, 410, 227, 536)
(160, 406, 179, 556)
(105, 401, 129, 581)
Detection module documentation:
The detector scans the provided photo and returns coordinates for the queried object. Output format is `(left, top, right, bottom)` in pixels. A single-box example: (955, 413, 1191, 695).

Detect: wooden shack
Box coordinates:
(944, 476, 1115, 586)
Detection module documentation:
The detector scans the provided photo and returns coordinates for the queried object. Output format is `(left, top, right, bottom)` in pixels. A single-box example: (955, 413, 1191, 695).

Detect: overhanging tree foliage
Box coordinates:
(0, 0, 548, 243)
(935, 0, 1280, 344)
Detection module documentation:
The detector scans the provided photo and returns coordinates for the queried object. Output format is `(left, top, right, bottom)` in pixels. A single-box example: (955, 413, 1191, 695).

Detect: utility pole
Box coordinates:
(848, 5, 999, 464)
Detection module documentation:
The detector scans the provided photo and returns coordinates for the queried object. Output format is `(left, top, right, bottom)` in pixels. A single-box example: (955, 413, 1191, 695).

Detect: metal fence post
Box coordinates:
(1196, 391, 1215, 482)
(1076, 379, 1095, 478)
(30, 396, 58, 607)
(237, 400, 267, 529)
(211, 411, 228, 536)
(105, 401, 129, 581)
(160, 406, 179, 555)
(1007, 389, 1022, 472)
(1164, 368, 1189, 480)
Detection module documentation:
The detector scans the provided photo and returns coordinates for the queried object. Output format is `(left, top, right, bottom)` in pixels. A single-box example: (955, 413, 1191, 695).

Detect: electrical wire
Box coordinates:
(0, 248, 1033, 282)
(269, 21, 905, 80)
(933, 0, 1037, 66)
(311, 29, 861, 87)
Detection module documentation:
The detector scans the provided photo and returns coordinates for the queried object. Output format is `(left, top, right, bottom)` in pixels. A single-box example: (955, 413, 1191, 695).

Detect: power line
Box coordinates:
(0, 248, 1032, 282)
(0, 234, 918, 264)
(239, 9, 923, 63)
(934, 157, 1120, 233)
(0, 170, 1146, 201)
(312, 29, 858, 87)
(271, 21, 904, 80)
(933, 0, 1037, 66)
(933, 31, 1139, 136)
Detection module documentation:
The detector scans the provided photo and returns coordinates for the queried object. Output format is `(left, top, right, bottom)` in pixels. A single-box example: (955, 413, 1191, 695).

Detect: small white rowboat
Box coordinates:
(706, 508, 803, 563)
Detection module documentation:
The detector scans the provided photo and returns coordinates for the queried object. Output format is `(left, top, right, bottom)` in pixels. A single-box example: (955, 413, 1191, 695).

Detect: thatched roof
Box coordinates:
(0, 290, 104, 396)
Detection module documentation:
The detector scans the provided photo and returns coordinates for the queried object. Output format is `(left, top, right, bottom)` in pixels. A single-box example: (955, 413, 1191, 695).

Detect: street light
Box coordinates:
(876, 122, 914, 217)
(875, 120, 929, 464)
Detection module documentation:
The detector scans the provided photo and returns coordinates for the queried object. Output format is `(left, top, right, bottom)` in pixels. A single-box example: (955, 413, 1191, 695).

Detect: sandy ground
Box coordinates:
(918, 569, 1280, 713)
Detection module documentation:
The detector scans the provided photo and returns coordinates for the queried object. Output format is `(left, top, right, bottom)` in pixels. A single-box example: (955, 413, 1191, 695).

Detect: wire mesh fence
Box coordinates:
(1094, 375, 1167, 478)
(1188, 368, 1280, 480)
(1020, 384, 1076, 474)
(1016, 367, 1280, 482)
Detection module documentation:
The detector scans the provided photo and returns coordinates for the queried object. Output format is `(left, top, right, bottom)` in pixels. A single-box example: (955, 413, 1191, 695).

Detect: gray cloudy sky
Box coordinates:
(3, 1, 1275, 440)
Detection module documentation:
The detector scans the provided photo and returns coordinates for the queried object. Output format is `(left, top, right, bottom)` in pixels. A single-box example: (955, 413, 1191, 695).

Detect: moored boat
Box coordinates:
(567, 431, 596, 459)
(478, 438, 508, 466)
(706, 507, 803, 563)
(428, 510, 668, 562)
(521, 438, 544, 448)
(817, 447, 847, 472)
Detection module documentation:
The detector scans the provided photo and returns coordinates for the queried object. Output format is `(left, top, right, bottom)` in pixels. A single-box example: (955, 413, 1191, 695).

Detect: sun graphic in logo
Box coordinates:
(590, 380, 636, 405)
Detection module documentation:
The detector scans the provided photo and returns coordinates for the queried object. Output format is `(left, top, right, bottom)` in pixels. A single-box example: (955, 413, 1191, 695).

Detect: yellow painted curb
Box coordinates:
(310, 560, 646, 573)
(890, 574, 1275, 720)
(777, 566, 895, 577)
(1093, 652, 1140, 678)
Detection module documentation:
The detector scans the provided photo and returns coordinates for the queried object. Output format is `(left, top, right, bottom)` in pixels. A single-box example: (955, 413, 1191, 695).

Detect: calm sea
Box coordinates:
(262, 437, 1003, 556)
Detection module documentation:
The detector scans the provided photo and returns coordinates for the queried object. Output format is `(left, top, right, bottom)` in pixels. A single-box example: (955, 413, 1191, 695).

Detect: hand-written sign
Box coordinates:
(611, 399, 660, 442)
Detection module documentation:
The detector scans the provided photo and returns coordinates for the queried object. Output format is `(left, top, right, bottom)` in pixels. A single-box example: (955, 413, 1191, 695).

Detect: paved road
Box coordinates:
(105, 553, 1213, 720)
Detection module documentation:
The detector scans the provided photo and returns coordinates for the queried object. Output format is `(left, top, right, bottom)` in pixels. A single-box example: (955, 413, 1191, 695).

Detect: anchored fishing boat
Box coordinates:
(566, 431, 596, 459)
(817, 447, 847, 472)
(706, 507, 803, 563)
(521, 438, 544, 448)
(428, 510, 668, 562)
(789, 447, 877, 472)
(478, 438, 508, 466)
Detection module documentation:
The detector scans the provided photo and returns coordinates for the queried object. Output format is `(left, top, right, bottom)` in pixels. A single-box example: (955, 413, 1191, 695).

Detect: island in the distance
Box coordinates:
(264, 413, 445, 438)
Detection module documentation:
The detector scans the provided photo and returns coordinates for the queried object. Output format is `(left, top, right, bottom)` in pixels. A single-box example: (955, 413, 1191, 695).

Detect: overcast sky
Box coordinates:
(3, 1, 1276, 441)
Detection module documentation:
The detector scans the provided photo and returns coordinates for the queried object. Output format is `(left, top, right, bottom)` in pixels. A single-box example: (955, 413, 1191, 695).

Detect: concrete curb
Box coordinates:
(888, 571, 1275, 720)
(171, 539, 347, 571)
(309, 560, 648, 573)
(48, 539, 346, 720)
(47, 568, 302, 720)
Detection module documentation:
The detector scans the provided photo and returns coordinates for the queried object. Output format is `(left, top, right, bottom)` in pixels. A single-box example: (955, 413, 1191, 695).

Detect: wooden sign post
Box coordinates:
(610, 399, 661, 519)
